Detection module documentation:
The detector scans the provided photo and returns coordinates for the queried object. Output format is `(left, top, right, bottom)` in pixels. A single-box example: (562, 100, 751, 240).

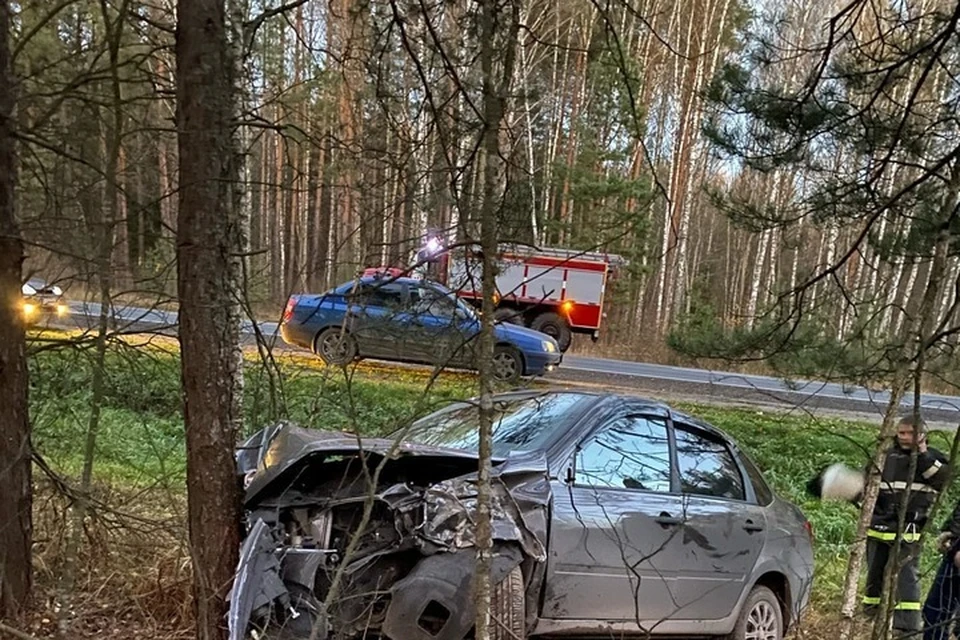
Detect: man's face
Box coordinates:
(897, 422, 924, 449)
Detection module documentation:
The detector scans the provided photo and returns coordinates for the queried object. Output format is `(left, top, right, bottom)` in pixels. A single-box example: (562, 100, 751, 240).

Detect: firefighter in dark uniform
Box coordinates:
(922, 499, 960, 639)
(864, 415, 949, 634)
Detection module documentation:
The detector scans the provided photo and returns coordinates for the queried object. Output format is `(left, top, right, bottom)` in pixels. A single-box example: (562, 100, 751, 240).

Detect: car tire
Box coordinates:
(313, 327, 358, 366)
(491, 345, 523, 384)
(490, 565, 526, 640)
(727, 585, 783, 640)
(493, 307, 521, 325)
(530, 312, 572, 352)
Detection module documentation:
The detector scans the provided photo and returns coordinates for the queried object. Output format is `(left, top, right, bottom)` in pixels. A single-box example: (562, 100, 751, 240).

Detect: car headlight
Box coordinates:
(542, 340, 556, 353)
(23, 302, 36, 316)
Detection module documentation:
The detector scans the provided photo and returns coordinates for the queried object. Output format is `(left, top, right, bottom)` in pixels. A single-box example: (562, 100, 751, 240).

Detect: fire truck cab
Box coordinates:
(406, 242, 626, 352)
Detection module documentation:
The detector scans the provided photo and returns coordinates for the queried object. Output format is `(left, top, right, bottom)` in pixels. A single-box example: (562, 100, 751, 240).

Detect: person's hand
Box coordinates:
(938, 531, 955, 553)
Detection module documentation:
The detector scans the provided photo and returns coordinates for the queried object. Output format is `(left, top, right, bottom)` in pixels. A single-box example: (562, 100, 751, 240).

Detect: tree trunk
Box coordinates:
(0, 0, 32, 619)
(475, 0, 519, 635)
(175, 0, 245, 636)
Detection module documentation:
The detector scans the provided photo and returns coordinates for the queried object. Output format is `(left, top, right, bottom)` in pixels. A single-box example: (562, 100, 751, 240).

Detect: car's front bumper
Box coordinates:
(22, 298, 69, 320)
(524, 350, 562, 376)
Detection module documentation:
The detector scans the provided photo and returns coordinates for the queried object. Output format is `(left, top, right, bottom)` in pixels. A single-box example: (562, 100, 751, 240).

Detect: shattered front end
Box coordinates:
(227, 422, 550, 640)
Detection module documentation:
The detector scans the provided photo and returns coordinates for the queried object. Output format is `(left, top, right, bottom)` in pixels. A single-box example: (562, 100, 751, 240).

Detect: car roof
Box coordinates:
(331, 275, 439, 292)
(481, 388, 731, 441)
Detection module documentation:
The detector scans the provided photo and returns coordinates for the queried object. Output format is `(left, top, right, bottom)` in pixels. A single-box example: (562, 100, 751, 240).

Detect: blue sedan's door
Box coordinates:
(345, 281, 407, 358)
(407, 285, 479, 367)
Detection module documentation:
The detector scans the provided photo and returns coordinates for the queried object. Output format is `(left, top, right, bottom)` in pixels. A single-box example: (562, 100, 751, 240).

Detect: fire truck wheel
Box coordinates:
(531, 312, 572, 352)
(492, 345, 523, 383)
(493, 308, 521, 325)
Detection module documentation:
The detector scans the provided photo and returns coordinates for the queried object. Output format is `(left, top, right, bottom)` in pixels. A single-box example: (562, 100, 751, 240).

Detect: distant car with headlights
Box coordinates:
(279, 272, 562, 383)
(21, 278, 68, 324)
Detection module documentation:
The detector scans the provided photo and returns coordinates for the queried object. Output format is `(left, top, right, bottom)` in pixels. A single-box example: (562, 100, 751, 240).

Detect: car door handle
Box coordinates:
(656, 512, 681, 527)
(743, 519, 764, 532)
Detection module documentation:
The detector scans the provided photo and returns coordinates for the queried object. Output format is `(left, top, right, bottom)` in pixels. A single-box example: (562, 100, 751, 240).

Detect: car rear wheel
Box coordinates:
(530, 311, 572, 352)
(490, 565, 525, 640)
(728, 585, 783, 640)
(314, 327, 357, 366)
(491, 345, 522, 384)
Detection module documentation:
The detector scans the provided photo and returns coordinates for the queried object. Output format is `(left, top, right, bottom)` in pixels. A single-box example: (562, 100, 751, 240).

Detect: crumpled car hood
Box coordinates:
(240, 421, 546, 491)
(239, 422, 497, 500)
(230, 421, 553, 638)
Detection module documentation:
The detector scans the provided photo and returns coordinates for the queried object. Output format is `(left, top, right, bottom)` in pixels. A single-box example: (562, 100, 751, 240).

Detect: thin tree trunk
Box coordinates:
(541, 3, 573, 237)
(517, 9, 539, 243)
(57, 4, 128, 633)
(0, 0, 32, 618)
(113, 143, 131, 288)
(475, 0, 519, 635)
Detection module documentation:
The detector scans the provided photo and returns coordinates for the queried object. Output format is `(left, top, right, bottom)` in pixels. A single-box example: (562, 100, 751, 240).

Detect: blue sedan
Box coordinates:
(279, 274, 562, 382)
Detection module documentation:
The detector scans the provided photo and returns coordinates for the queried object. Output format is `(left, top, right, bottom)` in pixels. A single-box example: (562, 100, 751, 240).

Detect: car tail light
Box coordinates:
(282, 297, 297, 324)
(804, 519, 814, 542)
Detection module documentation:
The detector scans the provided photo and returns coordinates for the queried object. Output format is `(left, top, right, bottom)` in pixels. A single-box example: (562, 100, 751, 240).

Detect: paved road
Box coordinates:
(55, 300, 960, 425)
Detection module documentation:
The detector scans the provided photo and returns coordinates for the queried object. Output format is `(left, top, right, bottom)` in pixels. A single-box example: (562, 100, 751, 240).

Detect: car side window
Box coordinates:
(674, 424, 745, 501)
(411, 286, 459, 319)
(575, 416, 672, 492)
(351, 283, 403, 310)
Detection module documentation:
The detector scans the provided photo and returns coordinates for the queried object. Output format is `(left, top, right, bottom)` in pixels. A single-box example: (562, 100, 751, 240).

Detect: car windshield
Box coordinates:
(403, 392, 593, 457)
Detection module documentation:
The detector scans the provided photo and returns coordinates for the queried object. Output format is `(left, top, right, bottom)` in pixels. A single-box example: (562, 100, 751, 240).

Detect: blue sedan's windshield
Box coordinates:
(404, 392, 594, 457)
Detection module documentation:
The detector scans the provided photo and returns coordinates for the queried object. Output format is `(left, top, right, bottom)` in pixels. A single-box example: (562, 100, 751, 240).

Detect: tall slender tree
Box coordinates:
(0, 0, 32, 620)
(175, 0, 245, 636)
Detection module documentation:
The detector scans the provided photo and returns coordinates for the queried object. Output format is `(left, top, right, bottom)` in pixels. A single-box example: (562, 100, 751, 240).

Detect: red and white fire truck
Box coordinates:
(415, 241, 627, 352)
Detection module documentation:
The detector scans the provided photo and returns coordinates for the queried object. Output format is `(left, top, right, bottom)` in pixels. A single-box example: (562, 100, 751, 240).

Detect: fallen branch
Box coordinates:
(0, 621, 42, 640)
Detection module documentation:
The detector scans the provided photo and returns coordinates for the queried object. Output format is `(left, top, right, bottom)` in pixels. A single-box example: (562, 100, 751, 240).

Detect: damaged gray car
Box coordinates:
(229, 389, 815, 640)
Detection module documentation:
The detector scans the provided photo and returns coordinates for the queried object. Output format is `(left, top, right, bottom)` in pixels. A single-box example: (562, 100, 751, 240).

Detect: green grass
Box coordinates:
(28, 342, 478, 483)
(27, 340, 960, 616)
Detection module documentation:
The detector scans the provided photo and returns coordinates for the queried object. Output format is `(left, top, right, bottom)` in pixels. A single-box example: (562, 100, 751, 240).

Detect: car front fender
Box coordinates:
(227, 518, 290, 640)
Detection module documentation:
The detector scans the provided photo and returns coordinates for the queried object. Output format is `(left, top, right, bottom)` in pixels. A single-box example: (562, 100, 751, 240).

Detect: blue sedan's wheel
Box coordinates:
(314, 328, 357, 366)
(492, 345, 522, 384)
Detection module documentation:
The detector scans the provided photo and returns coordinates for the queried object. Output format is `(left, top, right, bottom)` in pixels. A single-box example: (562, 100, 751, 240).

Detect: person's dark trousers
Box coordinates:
(864, 535, 922, 633)
(923, 555, 960, 640)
